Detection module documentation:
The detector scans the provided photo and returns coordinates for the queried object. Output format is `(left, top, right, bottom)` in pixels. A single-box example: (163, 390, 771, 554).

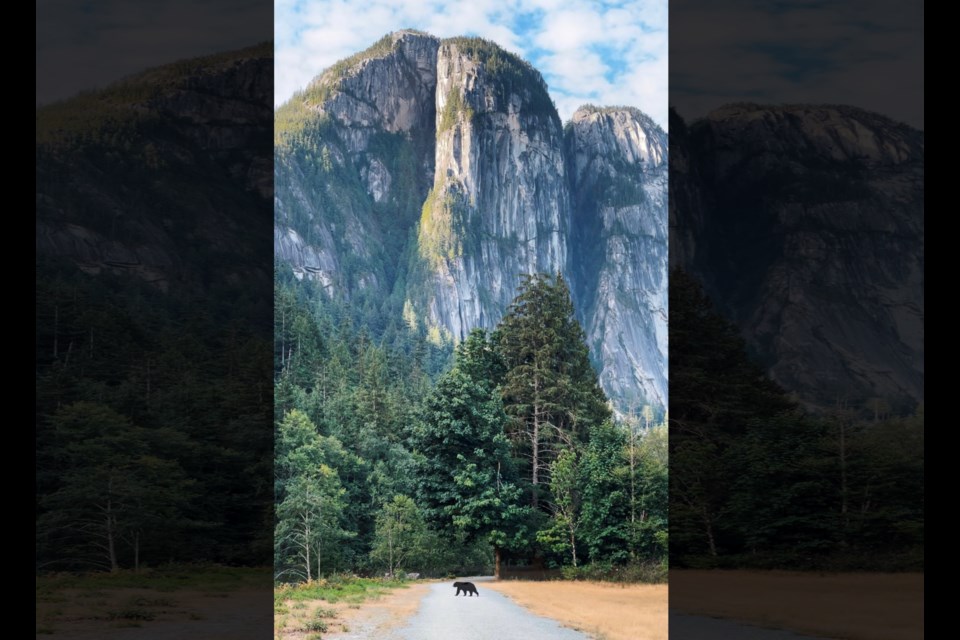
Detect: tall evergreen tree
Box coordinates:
(669, 269, 837, 567)
(496, 273, 610, 508)
(412, 330, 533, 569)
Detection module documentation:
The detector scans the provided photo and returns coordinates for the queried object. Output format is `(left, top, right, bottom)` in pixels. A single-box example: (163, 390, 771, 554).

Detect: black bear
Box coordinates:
(452, 581, 479, 597)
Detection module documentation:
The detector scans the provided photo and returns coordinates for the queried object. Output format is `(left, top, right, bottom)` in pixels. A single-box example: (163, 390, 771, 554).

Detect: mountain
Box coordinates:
(36, 43, 274, 293)
(671, 103, 924, 411)
(567, 106, 668, 412)
(36, 46, 275, 570)
(274, 31, 669, 412)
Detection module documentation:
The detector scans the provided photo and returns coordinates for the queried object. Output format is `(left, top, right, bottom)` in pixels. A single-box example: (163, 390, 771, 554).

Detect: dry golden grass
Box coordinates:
(485, 580, 667, 640)
(276, 581, 432, 640)
(670, 570, 924, 640)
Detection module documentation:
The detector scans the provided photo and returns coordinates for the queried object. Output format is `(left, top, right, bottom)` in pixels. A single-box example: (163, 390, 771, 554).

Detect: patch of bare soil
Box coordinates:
(275, 582, 433, 640)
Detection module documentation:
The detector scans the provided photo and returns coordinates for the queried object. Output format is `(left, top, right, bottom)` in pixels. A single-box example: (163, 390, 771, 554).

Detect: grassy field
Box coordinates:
(35, 565, 271, 637)
(670, 570, 924, 640)
(274, 576, 419, 639)
(485, 580, 667, 640)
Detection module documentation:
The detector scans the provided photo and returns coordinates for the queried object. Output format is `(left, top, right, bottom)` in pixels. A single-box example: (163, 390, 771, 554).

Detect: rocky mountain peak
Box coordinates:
(36, 45, 273, 292)
(566, 105, 669, 411)
(700, 103, 923, 169)
(275, 33, 668, 413)
(673, 104, 923, 411)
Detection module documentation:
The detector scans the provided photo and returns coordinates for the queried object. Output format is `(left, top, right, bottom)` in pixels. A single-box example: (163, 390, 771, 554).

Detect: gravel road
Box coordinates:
(388, 577, 590, 640)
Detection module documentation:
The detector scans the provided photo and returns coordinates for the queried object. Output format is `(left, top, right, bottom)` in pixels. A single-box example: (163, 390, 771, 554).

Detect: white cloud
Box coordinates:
(37, 0, 270, 105)
(534, 10, 605, 51)
(275, 0, 668, 128)
(669, 0, 923, 129)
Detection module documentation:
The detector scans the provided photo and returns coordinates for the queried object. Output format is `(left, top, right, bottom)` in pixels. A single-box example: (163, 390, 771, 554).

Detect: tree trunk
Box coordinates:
(629, 428, 637, 559)
(531, 415, 540, 509)
(702, 506, 717, 557)
(316, 530, 323, 580)
(839, 420, 849, 535)
(494, 547, 502, 579)
(531, 373, 542, 509)
(53, 304, 59, 358)
(388, 528, 394, 577)
(134, 530, 140, 573)
(105, 475, 119, 572)
(304, 512, 312, 581)
(569, 526, 578, 567)
(106, 500, 118, 572)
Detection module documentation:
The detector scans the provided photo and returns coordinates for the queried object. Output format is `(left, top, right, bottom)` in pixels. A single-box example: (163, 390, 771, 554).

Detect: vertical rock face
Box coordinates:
(275, 32, 669, 412)
(319, 31, 440, 150)
(672, 104, 924, 410)
(566, 107, 669, 410)
(412, 39, 569, 341)
(274, 31, 439, 294)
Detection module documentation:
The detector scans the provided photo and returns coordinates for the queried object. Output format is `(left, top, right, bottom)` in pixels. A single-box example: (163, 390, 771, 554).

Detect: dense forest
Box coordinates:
(669, 270, 924, 570)
(273, 269, 668, 581)
(35, 44, 275, 575)
(35, 259, 273, 572)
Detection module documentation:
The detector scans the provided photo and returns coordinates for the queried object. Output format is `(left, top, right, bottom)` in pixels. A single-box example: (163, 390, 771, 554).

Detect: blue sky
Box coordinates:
(37, 0, 920, 130)
(36, 0, 270, 106)
(669, 0, 924, 129)
(274, 0, 669, 128)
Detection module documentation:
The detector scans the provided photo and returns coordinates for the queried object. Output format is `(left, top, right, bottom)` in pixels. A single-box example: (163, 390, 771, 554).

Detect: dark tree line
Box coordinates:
(36, 259, 273, 572)
(274, 271, 668, 580)
(669, 269, 923, 570)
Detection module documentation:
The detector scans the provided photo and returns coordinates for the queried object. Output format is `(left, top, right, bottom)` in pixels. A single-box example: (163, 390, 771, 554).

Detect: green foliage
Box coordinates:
(496, 273, 611, 508)
(37, 43, 271, 148)
(273, 273, 457, 581)
(669, 269, 924, 570)
(559, 559, 667, 583)
(418, 187, 471, 268)
(577, 422, 631, 564)
(370, 495, 434, 575)
(537, 449, 582, 564)
(275, 410, 355, 582)
(275, 574, 408, 604)
(276, 106, 427, 295)
(274, 270, 667, 581)
(442, 37, 560, 127)
(305, 619, 328, 632)
(412, 331, 534, 553)
(36, 260, 273, 571)
(39, 402, 195, 572)
(438, 89, 475, 134)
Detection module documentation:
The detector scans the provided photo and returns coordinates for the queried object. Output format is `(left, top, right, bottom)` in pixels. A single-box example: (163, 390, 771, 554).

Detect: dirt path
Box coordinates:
(309, 582, 433, 640)
(384, 577, 590, 640)
(281, 577, 667, 640)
